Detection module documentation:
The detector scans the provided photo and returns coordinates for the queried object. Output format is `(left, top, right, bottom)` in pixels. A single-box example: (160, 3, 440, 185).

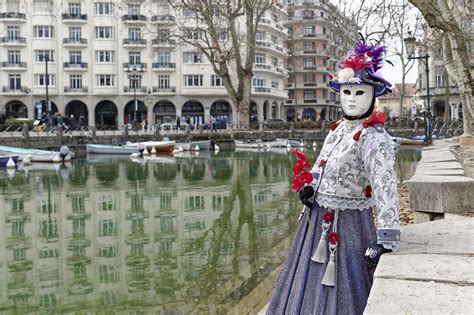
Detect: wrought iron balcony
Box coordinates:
(254, 87, 271, 93)
(62, 13, 87, 21)
(303, 82, 318, 87)
(2, 86, 29, 93)
(152, 63, 176, 69)
(1, 62, 27, 68)
(64, 86, 88, 93)
(0, 37, 26, 44)
(123, 38, 146, 45)
(122, 14, 147, 22)
(0, 12, 26, 21)
(303, 99, 318, 104)
(123, 63, 147, 70)
(63, 38, 87, 45)
(151, 39, 176, 46)
(63, 62, 88, 69)
(152, 86, 176, 93)
(151, 15, 175, 24)
(124, 86, 147, 93)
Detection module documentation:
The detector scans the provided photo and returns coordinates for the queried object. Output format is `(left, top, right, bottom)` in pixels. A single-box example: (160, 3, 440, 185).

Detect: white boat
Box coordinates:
(0, 145, 71, 162)
(265, 139, 288, 147)
(175, 140, 212, 151)
(234, 140, 267, 149)
(131, 141, 176, 153)
(86, 144, 139, 155)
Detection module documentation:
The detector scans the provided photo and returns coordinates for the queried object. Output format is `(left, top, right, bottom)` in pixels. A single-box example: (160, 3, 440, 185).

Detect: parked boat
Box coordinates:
(136, 141, 176, 153)
(266, 139, 288, 147)
(86, 144, 139, 155)
(235, 140, 267, 149)
(0, 145, 71, 162)
(175, 140, 212, 151)
(0, 156, 18, 168)
(396, 137, 424, 145)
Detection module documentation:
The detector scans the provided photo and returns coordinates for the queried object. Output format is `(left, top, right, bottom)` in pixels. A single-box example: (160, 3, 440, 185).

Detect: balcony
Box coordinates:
(253, 87, 271, 93)
(303, 33, 316, 38)
(64, 86, 88, 93)
(2, 86, 29, 94)
(152, 86, 176, 93)
(122, 14, 147, 24)
(1, 62, 27, 70)
(123, 38, 147, 48)
(152, 63, 176, 71)
(303, 99, 318, 104)
(0, 37, 26, 46)
(151, 15, 176, 24)
(63, 62, 88, 70)
(63, 38, 87, 47)
(123, 63, 147, 71)
(285, 83, 294, 89)
(0, 12, 26, 23)
(256, 40, 289, 56)
(258, 18, 288, 35)
(303, 82, 318, 87)
(62, 13, 87, 23)
(151, 39, 176, 48)
(124, 87, 148, 93)
(303, 65, 317, 71)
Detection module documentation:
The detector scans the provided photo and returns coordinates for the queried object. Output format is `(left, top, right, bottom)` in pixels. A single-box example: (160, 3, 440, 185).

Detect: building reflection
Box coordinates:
(0, 151, 300, 313)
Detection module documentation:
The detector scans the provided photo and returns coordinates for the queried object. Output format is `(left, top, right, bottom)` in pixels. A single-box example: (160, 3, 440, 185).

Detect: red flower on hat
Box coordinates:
(328, 232, 340, 244)
(365, 185, 372, 198)
(322, 211, 334, 222)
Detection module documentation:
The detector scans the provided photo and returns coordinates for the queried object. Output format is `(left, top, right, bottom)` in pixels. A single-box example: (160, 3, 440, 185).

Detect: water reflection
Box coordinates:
(0, 148, 420, 313)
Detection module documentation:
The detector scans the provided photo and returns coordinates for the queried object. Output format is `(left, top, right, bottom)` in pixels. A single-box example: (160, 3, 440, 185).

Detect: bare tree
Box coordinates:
(167, 0, 274, 129)
(408, 0, 473, 136)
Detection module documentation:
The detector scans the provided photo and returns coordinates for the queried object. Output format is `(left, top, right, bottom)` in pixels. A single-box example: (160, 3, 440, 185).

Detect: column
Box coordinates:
(257, 102, 264, 122)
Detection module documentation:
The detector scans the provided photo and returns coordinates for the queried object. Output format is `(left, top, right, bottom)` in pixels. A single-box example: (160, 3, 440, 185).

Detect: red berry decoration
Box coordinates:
(365, 185, 372, 198)
(327, 232, 340, 244)
(318, 159, 327, 168)
(322, 211, 334, 222)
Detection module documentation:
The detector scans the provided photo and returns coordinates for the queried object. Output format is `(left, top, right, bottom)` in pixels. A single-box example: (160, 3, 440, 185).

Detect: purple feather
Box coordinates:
(352, 40, 387, 72)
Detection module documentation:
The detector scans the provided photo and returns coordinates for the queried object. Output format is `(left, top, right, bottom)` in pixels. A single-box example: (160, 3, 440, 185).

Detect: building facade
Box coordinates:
(377, 83, 416, 120)
(283, 0, 357, 121)
(0, 0, 288, 128)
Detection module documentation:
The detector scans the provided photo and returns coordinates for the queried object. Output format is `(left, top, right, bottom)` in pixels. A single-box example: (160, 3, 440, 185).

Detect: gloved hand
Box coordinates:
(299, 186, 314, 208)
(365, 244, 392, 269)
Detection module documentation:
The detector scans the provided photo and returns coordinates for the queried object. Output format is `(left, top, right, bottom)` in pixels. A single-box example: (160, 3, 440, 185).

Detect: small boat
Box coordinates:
(86, 144, 139, 155)
(175, 140, 211, 151)
(264, 139, 288, 148)
(235, 140, 267, 149)
(396, 137, 424, 145)
(0, 145, 71, 162)
(136, 141, 176, 153)
(0, 156, 18, 168)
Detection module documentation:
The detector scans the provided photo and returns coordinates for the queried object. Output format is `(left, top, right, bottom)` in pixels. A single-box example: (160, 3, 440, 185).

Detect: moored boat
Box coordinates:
(86, 144, 139, 155)
(175, 140, 212, 151)
(138, 141, 176, 152)
(0, 156, 19, 167)
(0, 145, 71, 162)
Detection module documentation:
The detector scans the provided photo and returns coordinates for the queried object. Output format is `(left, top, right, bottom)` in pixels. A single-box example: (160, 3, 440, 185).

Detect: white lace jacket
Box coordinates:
(310, 119, 401, 251)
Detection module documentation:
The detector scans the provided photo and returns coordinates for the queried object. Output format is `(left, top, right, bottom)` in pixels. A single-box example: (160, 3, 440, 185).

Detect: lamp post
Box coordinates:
(125, 65, 143, 127)
(404, 32, 432, 144)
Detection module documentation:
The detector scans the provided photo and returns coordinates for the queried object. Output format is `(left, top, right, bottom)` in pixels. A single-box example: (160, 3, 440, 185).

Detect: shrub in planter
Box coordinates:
(5, 118, 35, 126)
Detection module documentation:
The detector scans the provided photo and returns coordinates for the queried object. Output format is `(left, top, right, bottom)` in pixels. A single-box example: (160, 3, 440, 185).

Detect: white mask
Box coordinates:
(340, 84, 374, 117)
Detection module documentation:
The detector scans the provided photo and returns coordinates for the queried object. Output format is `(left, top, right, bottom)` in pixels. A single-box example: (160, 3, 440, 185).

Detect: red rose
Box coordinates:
(300, 172, 313, 185)
(292, 178, 302, 192)
(327, 232, 340, 244)
(318, 160, 327, 168)
(292, 164, 304, 176)
(322, 211, 334, 222)
(292, 149, 306, 161)
(365, 185, 372, 198)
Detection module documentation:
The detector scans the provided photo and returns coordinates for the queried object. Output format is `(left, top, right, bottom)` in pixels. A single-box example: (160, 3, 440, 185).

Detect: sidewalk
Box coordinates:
(365, 214, 474, 314)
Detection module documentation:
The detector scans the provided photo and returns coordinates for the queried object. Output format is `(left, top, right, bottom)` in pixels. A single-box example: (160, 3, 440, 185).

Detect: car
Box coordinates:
(202, 117, 230, 130)
(263, 118, 285, 127)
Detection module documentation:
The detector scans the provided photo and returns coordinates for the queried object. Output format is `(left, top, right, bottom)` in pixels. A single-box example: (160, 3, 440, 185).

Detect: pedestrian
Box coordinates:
(176, 116, 181, 131)
(266, 36, 400, 314)
(211, 115, 217, 132)
(186, 116, 192, 130)
(59, 144, 70, 164)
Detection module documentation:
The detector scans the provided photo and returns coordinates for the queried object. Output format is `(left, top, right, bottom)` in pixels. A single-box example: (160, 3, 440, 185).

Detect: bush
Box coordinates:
(4, 118, 35, 125)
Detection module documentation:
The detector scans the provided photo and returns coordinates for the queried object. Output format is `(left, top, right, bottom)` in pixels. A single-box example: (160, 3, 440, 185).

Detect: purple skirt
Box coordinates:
(266, 203, 377, 315)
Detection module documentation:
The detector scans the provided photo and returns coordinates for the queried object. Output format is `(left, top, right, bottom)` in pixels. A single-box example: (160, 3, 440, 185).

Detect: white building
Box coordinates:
(0, 0, 288, 128)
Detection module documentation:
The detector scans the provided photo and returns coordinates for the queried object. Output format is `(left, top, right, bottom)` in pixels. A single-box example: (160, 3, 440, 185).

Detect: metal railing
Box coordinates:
(152, 62, 176, 69)
(64, 86, 88, 93)
(123, 86, 148, 93)
(0, 12, 26, 19)
(123, 38, 146, 45)
(151, 39, 176, 45)
(123, 63, 147, 70)
(63, 38, 87, 44)
(62, 13, 87, 20)
(151, 15, 175, 23)
(0, 37, 26, 44)
(152, 86, 176, 93)
(2, 86, 29, 93)
(63, 62, 88, 68)
(122, 14, 147, 22)
(0, 62, 27, 68)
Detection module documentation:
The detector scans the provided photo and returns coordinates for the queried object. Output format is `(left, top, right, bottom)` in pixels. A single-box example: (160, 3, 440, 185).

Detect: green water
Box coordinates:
(0, 147, 421, 314)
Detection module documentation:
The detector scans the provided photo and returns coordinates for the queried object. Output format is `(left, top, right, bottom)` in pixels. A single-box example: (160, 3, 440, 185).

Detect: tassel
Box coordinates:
(322, 252, 336, 287)
(311, 233, 327, 263)
(353, 129, 362, 141)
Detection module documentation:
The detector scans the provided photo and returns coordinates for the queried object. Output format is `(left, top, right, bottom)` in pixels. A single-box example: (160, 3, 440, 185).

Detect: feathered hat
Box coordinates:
(329, 34, 393, 96)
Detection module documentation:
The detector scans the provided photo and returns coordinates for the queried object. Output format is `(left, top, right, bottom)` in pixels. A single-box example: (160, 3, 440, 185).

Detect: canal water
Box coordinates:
(0, 147, 421, 314)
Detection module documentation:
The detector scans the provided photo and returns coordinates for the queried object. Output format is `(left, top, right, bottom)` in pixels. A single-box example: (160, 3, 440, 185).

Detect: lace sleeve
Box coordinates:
(361, 128, 401, 251)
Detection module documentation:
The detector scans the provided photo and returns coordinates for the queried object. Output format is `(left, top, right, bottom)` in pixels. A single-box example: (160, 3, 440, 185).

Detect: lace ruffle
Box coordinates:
(315, 192, 374, 211)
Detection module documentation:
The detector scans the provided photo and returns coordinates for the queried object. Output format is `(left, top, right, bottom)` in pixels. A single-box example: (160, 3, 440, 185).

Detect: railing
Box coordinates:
(152, 62, 176, 69)
(303, 99, 317, 103)
(151, 39, 176, 45)
(123, 87, 147, 93)
(122, 14, 147, 22)
(254, 87, 271, 93)
(254, 63, 272, 70)
(303, 66, 317, 70)
(151, 15, 175, 23)
(303, 49, 318, 54)
(2, 86, 29, 93)
(123, 38, 146, 45)
(303, 82, 318, 87)
(1, 62, 27, 68)
(0, 12, 26, 19)
(303, 33, 316, 38)
(432, 118, 464, 138)
(123, 63, 147, 70)
(64, 86, 88, 93)
(152, 86, 176, 93)
(63, 62, 88, 68)
(63, 38, 87, 44)
(62, 13, 87, 20)
(0, 37, 26, 44)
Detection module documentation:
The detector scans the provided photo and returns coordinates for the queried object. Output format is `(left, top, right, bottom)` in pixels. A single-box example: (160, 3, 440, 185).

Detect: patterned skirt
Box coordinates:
(266, 203, 378, 315)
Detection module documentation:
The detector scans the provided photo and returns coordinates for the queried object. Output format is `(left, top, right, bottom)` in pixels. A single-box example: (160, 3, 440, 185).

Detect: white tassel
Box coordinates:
(322, 252, 336, 287)
(311, 232, 327, 263)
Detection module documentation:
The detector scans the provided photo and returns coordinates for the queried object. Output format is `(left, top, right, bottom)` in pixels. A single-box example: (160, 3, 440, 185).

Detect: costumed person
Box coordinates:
(266, 35, 401, 315)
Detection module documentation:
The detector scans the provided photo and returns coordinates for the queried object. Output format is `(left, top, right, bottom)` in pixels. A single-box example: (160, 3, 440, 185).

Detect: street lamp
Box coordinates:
(404, 31, 433, 144)
(125, 65, 143, 127)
